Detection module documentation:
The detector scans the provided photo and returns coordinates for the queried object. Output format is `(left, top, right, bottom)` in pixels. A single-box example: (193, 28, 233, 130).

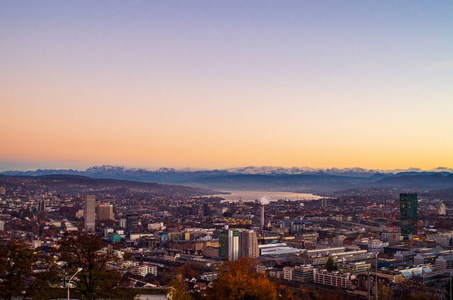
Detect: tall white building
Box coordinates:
(228, 230, 240, 261)
(220, 228, 259, 261)
(84, 195, 96, 232)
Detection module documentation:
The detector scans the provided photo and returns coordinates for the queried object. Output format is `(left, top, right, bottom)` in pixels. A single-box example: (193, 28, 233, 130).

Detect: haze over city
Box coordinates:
(2, 1, 453, 172)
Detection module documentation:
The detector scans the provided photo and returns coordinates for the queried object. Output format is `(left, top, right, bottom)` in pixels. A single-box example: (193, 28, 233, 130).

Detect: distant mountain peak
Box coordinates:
(86, 165, 126, 172)
(156, 167, 176, 173)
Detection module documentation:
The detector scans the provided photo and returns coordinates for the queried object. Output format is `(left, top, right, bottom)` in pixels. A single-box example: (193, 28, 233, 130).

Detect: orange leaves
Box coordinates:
(207, 257, 278, 300)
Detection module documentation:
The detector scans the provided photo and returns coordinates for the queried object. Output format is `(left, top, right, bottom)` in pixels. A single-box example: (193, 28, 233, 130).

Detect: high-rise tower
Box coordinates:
(84, 195, 96, 233)
(400, 193, 417, 240)
(219, 229, 240, 261)
(239, 229, 259, 258)
(219, 229, 229, 260)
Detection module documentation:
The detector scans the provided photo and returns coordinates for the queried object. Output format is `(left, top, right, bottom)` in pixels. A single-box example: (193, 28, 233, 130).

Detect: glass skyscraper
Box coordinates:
(400, 193, 418, 240)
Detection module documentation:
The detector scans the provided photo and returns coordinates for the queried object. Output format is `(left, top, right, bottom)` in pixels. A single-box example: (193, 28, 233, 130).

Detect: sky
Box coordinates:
(1, 1, 453, 171)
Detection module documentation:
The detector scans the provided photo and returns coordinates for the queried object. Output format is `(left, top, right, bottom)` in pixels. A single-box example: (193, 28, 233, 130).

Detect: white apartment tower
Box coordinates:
(228, 230, 240, 261)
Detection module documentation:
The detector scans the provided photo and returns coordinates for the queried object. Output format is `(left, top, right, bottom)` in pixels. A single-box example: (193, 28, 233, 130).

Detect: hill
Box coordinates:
(0, 174, 214, 197)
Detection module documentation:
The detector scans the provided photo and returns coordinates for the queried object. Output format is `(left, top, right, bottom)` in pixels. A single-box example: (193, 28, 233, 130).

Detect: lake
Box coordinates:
(211, 190, 322, 202)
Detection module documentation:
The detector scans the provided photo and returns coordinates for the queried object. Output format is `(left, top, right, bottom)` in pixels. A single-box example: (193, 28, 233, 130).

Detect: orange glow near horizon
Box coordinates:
(2, 2, 453, 171)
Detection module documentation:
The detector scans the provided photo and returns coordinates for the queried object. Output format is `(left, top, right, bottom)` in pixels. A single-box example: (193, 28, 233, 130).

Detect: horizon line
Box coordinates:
(1, 164, 452, 173)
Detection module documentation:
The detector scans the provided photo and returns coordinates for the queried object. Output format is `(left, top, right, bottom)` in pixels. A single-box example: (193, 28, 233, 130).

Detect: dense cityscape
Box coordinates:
(1, 173, 452, 299)
(3, 1, 453, 299)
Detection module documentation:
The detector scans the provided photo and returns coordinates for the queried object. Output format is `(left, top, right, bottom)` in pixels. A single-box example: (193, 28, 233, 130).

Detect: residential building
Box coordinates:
(293, 264, 314, 282)
(337, 261, 371, 274)
(97, 204, 114, 220)
(135, 265, 157, 277)
(314, 269, 354, 289)
(239, 229, 259, 258)
(283, 266, 293, 281)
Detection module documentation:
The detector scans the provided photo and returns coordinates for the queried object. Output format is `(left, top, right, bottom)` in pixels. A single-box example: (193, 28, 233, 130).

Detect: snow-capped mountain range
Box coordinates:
(3, 164, 453, 177)
(3, 165, 453, 192)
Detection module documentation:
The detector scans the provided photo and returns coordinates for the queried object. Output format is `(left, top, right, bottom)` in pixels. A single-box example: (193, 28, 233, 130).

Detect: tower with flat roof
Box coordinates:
(84, 195, 96, 233)
(239, 229, 259, 259)
(126, 213, 139, 234)
(400, 193, 417, 240)
(219, 229, 240, 261)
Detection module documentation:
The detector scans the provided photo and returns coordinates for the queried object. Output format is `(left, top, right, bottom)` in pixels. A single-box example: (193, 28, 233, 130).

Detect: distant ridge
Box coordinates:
(2, 165, 453, 193)
(3, 164, 452, 178)
(0, 174, 213, 196)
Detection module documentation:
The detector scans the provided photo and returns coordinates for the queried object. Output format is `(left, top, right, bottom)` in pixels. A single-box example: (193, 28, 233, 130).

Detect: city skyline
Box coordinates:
(2, 1, 453, 171)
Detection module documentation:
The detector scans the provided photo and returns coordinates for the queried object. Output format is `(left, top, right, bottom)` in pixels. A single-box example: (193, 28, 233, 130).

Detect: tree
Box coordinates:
(325, 256, 335, 272)
(57, 232, 136, 300)
(319, 289, 343, 300)
(0, 239, 37, 300)
(0, 239, 59, 300)
(174, 264, 199, 279)
(206, 257, 278, 300)
(167, 275, 193, 300)
(277, 284, 293, 300)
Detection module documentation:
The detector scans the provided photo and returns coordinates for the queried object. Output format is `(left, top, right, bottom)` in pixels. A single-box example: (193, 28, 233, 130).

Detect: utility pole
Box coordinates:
(367, 270, 370, 300)
(67, 267, 82, 300)
(448, 237, 453, 300)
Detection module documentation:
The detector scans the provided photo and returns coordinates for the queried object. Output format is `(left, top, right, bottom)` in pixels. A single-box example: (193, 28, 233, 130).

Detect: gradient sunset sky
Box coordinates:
(2, 1, 453, 171)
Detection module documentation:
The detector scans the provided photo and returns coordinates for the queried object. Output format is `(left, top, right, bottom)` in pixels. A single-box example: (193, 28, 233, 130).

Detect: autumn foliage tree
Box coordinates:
(174, 264, 199, 279)
(168, 274, 194, 300)
(206, 257, 278, 300)
(57, 232, 136, 300)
